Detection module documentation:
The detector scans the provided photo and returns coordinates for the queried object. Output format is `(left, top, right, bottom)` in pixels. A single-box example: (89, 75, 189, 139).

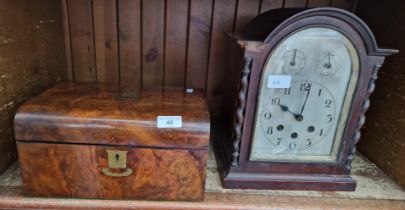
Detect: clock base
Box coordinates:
(214, 140, 356, 191)
(221, 172, 356, 191)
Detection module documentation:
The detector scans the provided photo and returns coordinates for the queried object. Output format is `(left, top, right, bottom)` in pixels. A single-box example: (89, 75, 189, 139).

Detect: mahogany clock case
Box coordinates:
(14, 83, 210, 201)
(215, 8, 398, 191)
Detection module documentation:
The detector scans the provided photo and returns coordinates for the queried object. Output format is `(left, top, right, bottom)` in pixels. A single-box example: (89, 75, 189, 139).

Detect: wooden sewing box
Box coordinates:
(14, 82, 210, 201)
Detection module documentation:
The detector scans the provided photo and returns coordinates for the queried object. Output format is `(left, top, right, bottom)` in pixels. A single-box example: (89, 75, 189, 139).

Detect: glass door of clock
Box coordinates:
(250, 27, 360, 163)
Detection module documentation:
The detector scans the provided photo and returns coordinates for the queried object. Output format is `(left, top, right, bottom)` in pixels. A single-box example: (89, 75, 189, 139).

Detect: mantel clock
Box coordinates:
(216, 8, 398, 191)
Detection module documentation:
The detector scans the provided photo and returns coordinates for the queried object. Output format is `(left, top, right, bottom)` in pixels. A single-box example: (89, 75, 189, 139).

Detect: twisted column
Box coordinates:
(231, 57, 253, 167)
(345, 64, 382, 170)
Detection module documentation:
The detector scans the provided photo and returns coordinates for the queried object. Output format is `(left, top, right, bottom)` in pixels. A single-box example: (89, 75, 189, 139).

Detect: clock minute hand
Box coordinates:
(300, 87, 311, 115)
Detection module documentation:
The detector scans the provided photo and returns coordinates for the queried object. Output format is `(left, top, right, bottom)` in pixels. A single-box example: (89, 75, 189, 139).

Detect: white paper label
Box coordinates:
(267, 75, 292, 88)
(157, 116, 182, 128)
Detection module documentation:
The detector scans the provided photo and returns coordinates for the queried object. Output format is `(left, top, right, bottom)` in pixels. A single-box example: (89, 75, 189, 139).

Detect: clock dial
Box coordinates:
(250, 27, 359, 162)
(260, 81, 336, 151)
(282, 49, 306, 74)
(317, 52, 341, 76)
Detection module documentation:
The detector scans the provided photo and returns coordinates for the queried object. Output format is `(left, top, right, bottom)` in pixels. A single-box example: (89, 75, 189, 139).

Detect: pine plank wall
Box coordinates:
(0, 0, 66, 173)
(63, 0, 356, 120)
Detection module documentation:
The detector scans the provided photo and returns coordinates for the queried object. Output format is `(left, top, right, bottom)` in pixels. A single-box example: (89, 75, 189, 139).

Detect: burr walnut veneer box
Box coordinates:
(14, 83, 210, 201)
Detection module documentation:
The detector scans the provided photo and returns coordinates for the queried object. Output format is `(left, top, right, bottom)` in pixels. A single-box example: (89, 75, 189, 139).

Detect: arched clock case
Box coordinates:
(215, 8, 398, 191)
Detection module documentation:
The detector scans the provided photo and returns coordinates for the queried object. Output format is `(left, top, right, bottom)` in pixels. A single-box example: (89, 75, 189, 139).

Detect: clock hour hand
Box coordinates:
(279, 104, 303, 121)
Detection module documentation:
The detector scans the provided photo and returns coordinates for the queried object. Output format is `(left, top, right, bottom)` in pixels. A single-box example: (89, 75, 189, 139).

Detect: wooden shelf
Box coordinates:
(0, 149, 404, 209)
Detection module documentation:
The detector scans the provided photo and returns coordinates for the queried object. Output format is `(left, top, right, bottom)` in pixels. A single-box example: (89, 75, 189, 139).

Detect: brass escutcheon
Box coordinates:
(101, 150, 133, 177)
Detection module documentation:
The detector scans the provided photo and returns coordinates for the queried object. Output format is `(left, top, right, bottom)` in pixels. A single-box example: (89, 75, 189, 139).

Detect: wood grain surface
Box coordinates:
(234, 0, 261, 32)
(165, 0, 188, 87)
(2, 150, 405, 209)
(62, 0, 74, 80)
(0, 0, 66, 174)
(62, 0, 356, 120)
(283, 0, 308, 8)
(118, 0, 142, 88)
(14, 83, 210, 149)
(93, 0, 119, 84)
(260, 0, 284, 13)
(206, 0, 237, 120)
(17, 143, 208, 201)
(142, 0, 165, 87)
(0, 189, 404, 210)
(308, 0, 332, 7)
(185, 0, 213, 90)
(67, 0, 97, 82)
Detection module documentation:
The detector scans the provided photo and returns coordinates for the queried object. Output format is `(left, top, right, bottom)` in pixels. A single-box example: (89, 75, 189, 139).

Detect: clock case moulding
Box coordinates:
(214, 7, 398, 191)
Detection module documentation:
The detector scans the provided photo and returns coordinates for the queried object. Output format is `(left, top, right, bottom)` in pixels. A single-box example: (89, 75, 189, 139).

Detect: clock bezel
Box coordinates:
(237, 17, 373, 174)
(248, 26, 361, 163)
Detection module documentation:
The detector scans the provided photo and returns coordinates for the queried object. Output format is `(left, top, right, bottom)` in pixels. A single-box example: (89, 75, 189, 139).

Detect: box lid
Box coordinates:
(14, 83, 210, 149)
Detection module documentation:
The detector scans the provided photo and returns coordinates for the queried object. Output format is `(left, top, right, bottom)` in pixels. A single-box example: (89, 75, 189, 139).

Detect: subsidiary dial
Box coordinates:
(317, 52, 341, 77)
(282, 49, 306, 74)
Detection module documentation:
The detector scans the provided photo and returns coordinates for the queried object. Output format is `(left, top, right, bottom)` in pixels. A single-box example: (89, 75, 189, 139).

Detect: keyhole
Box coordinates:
(115, 154, 120, 161)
